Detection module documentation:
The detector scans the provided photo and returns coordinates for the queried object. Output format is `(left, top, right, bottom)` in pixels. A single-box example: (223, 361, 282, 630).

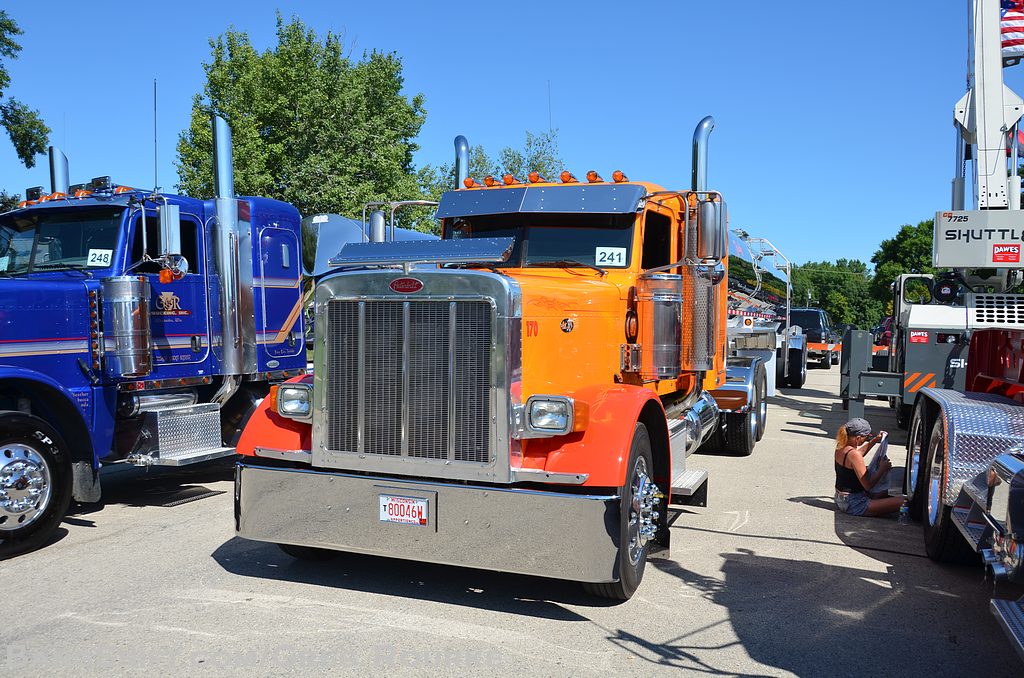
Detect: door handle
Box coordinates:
(191, 335, 203, 353)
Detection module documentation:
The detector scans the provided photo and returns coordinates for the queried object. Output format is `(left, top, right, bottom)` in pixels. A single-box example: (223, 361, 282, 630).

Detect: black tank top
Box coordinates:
(835, 450, 863, 493)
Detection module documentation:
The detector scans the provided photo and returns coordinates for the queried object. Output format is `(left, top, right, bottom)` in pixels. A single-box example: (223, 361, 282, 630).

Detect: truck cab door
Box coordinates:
(126, 211, 211, 372)
(257, 226, 303, 361)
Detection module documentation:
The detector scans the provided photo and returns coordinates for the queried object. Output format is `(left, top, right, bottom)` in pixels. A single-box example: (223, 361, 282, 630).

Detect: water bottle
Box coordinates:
(898, 503, 909, 525)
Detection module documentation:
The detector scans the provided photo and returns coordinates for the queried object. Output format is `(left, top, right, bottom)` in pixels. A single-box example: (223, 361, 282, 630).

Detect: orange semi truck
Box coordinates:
(232, 117, 740, 599)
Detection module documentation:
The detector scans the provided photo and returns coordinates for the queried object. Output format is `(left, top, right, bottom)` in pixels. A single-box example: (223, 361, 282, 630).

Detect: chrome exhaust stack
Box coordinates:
(211, 114, 257, 376)
(49, 147, 69, 194)
(454, 135, 469, 188)
(691, 116, 715, 192)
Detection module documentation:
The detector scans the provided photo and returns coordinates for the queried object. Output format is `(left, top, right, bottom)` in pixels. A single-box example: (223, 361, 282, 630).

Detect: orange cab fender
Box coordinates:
(236, 375, 312, 457)
(529, 384, 669, 489)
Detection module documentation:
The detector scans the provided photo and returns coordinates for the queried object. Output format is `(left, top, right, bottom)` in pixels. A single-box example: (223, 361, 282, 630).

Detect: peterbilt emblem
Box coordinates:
(560, 318, 574, 333)
(389, 278, 423, 293)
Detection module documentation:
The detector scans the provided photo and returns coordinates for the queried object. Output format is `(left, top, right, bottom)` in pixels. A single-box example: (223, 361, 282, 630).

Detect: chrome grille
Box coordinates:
(326, 299, 492, 464)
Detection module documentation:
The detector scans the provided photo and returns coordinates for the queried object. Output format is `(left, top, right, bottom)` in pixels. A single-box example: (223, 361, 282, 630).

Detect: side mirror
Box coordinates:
(696, 199, 726, 261)
(158, 203, 181, 257)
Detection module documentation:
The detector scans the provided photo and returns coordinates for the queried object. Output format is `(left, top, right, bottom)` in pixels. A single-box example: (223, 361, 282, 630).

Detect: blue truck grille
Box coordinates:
(325, 299, 492, 464)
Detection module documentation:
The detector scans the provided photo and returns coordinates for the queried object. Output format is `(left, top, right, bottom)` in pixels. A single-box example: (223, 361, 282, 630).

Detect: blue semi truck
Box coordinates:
(0, 116, 310, 551)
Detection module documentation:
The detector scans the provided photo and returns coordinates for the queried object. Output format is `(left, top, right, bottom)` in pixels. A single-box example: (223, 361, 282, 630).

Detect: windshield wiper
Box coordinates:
(529, 259, 607, 276)
(32, 262, 94, 277)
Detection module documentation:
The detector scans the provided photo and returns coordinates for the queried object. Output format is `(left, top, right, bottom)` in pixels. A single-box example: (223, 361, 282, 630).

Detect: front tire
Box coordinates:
(724, 411, 755, 457)
(0, 412, 72, 553)
(584, 423, 656, 600)
(903, 400, 928, 519)
(822, 351, 833, 370)
(922, 419, 976, 563)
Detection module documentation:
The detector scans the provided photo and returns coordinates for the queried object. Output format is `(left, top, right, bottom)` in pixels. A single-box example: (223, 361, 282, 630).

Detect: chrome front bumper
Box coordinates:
(235, 462, 622, 583)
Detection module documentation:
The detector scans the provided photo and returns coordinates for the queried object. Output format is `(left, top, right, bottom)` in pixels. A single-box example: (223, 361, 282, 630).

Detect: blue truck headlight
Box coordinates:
(527, 396, 574, 435)
(277, 383, 312, 421)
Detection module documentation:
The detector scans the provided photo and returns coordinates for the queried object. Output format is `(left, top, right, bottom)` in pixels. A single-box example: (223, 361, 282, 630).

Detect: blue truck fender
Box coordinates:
(0, 366, 102, 501)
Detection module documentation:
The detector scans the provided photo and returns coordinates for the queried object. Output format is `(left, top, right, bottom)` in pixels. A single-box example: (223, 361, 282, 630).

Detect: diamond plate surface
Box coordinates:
(153, 404, 222, 460)
(923, 388, 1024, 504)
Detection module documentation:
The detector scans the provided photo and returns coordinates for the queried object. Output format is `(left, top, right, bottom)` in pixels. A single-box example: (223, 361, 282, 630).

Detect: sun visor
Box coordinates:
(328, 237, 515, 268)
(435, 184, 646, 218)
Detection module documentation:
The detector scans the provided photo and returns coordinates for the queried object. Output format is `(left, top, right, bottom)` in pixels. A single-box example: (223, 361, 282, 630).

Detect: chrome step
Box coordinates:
(950, 506, 985, 550)
(991, 597, 1024, 662)
(670, 468, 708, 506)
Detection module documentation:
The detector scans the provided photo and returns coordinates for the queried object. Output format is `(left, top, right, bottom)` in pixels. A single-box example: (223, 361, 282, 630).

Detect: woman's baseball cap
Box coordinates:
(845, 418, 871, 436)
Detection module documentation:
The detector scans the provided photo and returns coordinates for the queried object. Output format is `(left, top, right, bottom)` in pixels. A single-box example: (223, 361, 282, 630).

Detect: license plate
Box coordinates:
(379, 494, 428, 526)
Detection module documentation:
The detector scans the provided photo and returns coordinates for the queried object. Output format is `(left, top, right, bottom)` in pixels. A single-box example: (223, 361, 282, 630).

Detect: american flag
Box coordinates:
(1003, 0, 1024, 61)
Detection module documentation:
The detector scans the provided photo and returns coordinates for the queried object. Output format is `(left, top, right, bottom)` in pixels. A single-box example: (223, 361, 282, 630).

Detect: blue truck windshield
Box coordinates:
(443, 213, 635, 268)
(0, 207, 125, 274)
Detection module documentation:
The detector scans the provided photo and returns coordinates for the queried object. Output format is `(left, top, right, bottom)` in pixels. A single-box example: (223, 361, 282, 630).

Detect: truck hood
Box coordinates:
(0, 277, 91, 365)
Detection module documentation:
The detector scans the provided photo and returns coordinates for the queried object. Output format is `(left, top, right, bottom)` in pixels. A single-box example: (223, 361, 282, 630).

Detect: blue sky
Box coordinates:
(0, 1, 1012, 265)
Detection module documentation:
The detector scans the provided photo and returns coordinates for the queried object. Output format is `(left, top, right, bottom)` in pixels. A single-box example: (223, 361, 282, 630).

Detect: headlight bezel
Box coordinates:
(523, 395, 574, 437)
(277, 383, 313, 422)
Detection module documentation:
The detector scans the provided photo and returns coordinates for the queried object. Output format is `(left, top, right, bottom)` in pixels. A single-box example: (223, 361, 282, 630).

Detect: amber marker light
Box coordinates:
(114, 185, 134, 194)
(159, 269, 175, 284)
(502, 174, 517, 185)
(483, 175, 498, 187)
(560, 171, 578, 183)
(612, 170, 628, 183)
(74, 189, 93, 198)
(572, 400, 590, 433)
(528, 171, 544, 184)
(586, 170, 603, 183)
(463, 177, 476, 188)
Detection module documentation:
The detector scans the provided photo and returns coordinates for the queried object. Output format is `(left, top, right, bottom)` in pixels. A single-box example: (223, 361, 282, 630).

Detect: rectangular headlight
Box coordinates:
(277, 383, 312, 421)
(527, 396, 573, 435)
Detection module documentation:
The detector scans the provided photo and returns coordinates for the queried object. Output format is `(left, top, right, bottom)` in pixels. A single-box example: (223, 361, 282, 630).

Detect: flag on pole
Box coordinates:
(1002, 0, 1024, 62)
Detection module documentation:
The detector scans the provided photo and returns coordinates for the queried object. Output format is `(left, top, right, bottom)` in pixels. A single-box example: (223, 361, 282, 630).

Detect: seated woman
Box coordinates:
(834, 418, 904, 517)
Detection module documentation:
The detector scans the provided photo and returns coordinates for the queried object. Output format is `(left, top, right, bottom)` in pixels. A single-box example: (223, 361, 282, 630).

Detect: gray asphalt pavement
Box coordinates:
(2, 367, 1020, 677)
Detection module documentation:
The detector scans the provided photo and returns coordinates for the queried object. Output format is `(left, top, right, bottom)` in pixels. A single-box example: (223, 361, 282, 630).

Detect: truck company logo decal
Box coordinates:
(943, 228, 1024, 242)
(993, 243, 1021, 263)
(909, 331, 929, 343)
(389, 278, 423, 293)
(153, 291, 191, 316)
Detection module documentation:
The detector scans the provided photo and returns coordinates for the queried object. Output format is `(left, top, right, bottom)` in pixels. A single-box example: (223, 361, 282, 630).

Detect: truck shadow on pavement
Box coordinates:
(647, 543, 1014, 675)
(69, 459, 234, 516)
(211, 536, 617, 621)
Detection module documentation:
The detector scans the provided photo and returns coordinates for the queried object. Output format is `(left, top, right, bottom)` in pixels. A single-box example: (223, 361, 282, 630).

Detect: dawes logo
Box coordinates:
(993, 243, 1021, 263)
(909, 331, 929, 344)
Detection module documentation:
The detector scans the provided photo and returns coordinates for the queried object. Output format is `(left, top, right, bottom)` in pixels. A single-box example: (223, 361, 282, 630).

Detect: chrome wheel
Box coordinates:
(0, 443, 53, 532)
(926, 433, 943, 527)
(907, 411, 925, 501)
(627, 457, 659, 566)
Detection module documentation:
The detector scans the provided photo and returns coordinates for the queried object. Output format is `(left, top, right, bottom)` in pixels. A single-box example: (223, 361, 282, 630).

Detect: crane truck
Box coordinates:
(232, 117, 742, 599)
(894, 0, 1024, 657)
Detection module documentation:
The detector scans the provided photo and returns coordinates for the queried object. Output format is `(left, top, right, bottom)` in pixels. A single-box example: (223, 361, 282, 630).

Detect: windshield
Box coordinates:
(443, 212, 635, 268)
(0, 207, 124, 275)
(790, 310, 823, 330)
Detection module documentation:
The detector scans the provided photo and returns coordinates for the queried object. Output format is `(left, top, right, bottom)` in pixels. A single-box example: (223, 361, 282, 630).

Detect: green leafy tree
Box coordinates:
(0, 189, 19, 213)
(0, 11, 49, 168)
(870, 219, 935, 301)
(176, 14, 425, 221)
(792, 259, 881, 328)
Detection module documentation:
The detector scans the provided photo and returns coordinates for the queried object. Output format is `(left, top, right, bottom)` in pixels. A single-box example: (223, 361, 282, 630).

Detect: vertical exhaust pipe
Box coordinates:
(211, 114, 254, 379)
(49, 147, 69, 194)
(454, 135, 469, 189)
(691, 116, 715, 191)
(369, 210, 387, 242)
